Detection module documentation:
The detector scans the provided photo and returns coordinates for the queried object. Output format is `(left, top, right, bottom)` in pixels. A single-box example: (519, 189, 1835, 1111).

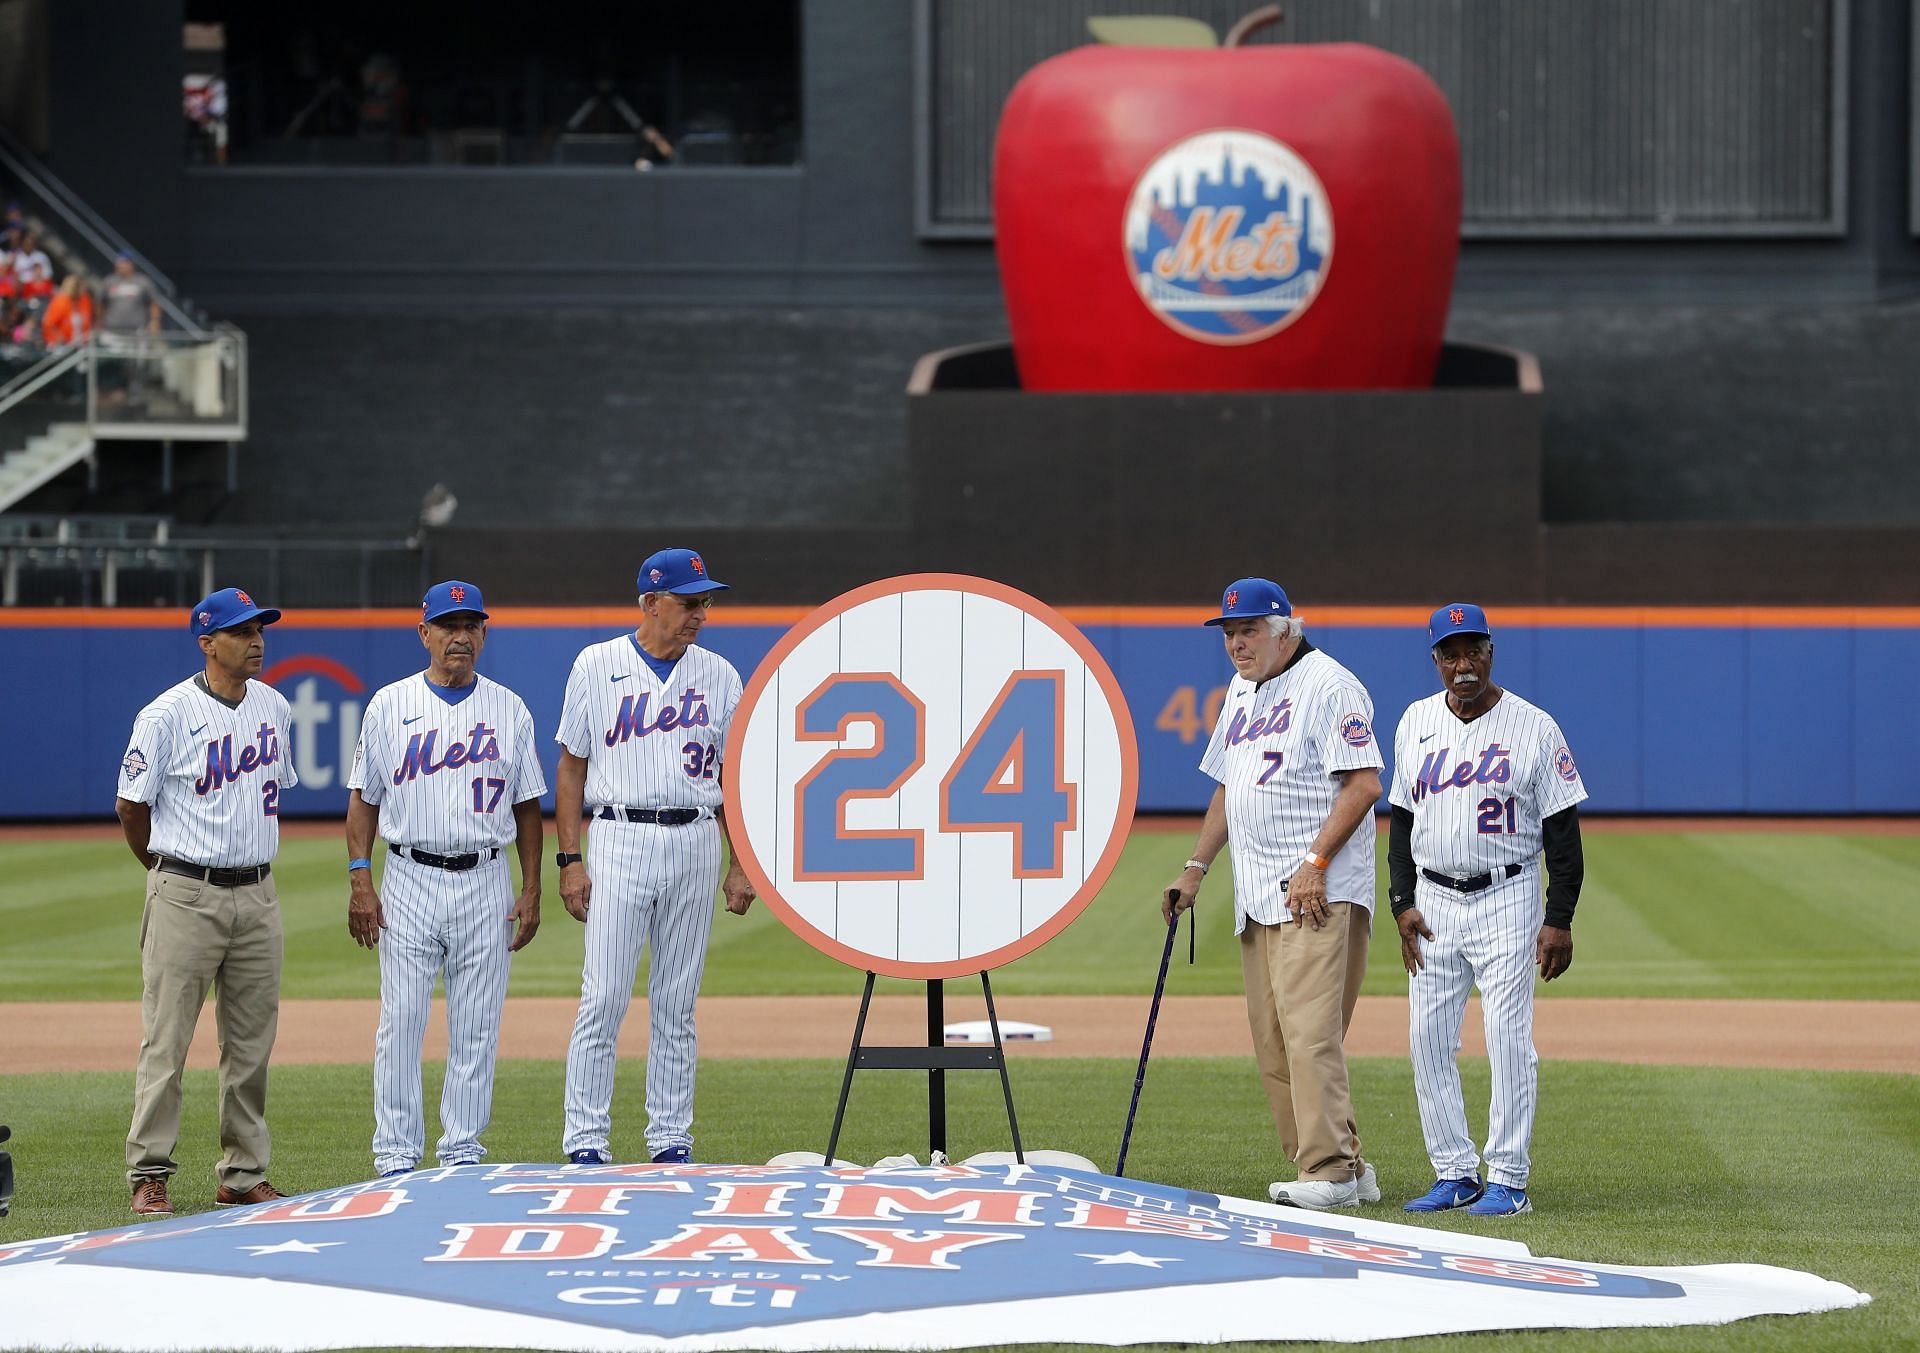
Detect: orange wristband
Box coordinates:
(1304, 851, 1332, 871)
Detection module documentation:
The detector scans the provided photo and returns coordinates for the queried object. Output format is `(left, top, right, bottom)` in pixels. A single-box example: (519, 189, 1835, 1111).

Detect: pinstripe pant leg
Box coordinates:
(1408, 887, 1478, 1181)
(642, 826, 722, 1156)
(436, 859, 512, 1166)
(1478, 877, 1542, 1189)
(562, 825, 650, 1157)
(374, 863, 441, 1174)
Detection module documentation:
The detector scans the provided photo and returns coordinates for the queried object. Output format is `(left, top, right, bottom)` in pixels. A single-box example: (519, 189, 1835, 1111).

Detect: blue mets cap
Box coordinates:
(421, 579, 489, 623)
(1428, 602, 1492, 646)
(190, 587, 281, 636)
(1204, 577, 1291, 627)
(637, 547, 728, 597)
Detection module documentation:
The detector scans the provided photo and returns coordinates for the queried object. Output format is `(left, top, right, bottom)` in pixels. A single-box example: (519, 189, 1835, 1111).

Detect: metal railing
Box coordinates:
(0, 125, 208, 336)
(1, 518, 429, 608)
(86, 329, 247, 440)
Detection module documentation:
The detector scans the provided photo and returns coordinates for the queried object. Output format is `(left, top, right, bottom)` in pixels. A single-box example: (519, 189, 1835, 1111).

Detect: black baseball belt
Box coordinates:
(1420, 863, 1525, 894)
(154, 857, 270, 888)
(390, 844, 501, 871)
(598, 806, 704, 826)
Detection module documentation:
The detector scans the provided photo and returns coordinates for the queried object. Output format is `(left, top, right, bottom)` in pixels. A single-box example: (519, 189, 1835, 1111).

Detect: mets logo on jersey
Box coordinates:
(1339, 713, 1372, 748)
(122, 748, 148, 782)
(1123, 129, 1334, 346)
(1554, 746, 1579, 782)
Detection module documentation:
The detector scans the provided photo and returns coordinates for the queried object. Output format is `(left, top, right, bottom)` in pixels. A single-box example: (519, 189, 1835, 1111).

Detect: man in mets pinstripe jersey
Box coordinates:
(556, 548, 756, 1165)
(1165, 578, 1385, 1212)
(1388, 603, 1588, 1217)
(115, 587, 297, 1217)
(345, 580, 547, 1177)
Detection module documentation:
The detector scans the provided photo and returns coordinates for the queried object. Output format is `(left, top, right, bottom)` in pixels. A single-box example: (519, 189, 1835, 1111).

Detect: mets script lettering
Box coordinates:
(1224, 698, 1291, 748)
(1410, 745, 1513, 804)
(605, 690, 711, 747)
(393, 723, 502, 785)
(195, 723, 282, 796)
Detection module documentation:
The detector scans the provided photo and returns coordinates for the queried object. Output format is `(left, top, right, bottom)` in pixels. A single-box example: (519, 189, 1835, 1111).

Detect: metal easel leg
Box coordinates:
(980, 970, 1024, 1163)
(825, 972, 877, 1166)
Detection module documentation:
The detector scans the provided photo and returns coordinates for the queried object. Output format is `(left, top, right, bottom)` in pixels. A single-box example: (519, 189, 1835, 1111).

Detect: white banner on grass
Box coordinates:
(0, 1163, 1869, 1350)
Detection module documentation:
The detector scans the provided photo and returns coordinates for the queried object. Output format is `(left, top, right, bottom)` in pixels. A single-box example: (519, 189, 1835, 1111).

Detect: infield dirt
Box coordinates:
(16, 994, 1917, 1076)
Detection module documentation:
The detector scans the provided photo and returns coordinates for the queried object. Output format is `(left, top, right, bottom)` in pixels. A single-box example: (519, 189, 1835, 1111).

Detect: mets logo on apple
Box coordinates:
(1123, 128, 1334, 345)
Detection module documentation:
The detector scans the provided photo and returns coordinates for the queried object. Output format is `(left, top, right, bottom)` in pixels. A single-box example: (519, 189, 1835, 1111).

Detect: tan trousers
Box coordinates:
(1240, 902, 1371, 1182)
(126, 867, 282, 1190)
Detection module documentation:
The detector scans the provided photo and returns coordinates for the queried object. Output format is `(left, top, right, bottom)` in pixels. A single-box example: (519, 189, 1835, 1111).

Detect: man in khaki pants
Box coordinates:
(114, 588, 297, 1216)
(1165, 578, 1385, 1210)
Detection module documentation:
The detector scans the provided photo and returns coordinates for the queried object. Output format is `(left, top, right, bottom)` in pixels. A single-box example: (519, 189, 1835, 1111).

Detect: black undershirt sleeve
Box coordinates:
(1542, 805, 1585, 929)
(1388, 805, 1417, 918)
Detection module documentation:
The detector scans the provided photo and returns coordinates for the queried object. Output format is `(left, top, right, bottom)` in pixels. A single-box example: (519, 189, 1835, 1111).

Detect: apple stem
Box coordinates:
(1223, 4, 1285, 47)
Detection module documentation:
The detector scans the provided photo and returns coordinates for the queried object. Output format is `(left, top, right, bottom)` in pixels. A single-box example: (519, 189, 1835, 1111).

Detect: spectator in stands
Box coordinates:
(0, 202, 24, 236)
(0, 238, 16, 302)
(42, 275, 90, 348)
(13, 232, 53, 301)
(99, 253, 161, 405)
(101, 253, 161, 336)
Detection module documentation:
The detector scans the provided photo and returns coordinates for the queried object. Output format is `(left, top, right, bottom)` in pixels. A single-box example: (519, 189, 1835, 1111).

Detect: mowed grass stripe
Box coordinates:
(4, 829, 1917, 1002)
(0, 1057, 1908, 1353)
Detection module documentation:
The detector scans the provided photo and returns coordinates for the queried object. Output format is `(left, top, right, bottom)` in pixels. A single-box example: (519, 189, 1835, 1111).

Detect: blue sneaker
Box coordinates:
(1466, 1182, 1531, 1216)
(380, 1167, 413, 1178)
(568, 1149, 610, 1166)
(1403, 1176, 1484, 1212)
(651, 1145, 693, 1165)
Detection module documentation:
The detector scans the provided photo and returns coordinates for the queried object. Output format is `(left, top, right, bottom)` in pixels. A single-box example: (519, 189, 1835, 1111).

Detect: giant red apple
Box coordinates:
(993, 34, 1460, 391)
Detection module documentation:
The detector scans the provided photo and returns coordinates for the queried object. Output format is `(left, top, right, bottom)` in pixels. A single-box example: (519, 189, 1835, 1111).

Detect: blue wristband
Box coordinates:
(347, 858, 372, 872)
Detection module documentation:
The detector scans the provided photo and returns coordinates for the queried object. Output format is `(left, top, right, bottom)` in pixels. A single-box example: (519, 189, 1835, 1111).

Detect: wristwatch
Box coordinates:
(555, 851, 583, 868)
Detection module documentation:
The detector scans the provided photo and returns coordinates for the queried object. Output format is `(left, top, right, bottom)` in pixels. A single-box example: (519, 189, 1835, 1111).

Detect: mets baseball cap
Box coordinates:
(637, 547, 728, 597)
(190, 587, 280, 636)
(1428, 602, 1492, 645)
(421, 579, 489, 623)
(1204, 577, 1291, 627)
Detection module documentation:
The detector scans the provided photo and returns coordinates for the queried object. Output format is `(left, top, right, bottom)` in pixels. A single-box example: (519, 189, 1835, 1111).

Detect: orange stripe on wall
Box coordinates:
(2, 605, 1918, 629)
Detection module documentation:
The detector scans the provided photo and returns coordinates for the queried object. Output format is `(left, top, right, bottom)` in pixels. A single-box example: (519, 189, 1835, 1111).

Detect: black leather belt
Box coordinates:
(154, 857, 270, 888)
(391, 844, 500, 871)
(1421, 863, 1524, 894)
(599, 806, 702, 826)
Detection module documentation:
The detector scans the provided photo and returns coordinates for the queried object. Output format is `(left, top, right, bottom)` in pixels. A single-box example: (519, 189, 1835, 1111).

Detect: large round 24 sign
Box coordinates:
(725, 575, 1139, 978)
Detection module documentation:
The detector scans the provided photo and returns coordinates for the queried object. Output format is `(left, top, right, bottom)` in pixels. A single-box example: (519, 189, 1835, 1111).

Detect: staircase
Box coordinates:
(0, 421, 94, 511)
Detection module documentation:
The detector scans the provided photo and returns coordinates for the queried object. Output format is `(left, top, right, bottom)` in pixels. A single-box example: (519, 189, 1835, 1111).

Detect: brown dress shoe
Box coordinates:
(215, 1180, 285, 1207)
(131, 1177, 173, 1216)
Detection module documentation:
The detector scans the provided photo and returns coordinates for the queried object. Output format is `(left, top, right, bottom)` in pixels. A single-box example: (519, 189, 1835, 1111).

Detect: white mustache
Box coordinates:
(1453, 674, 1478, 685)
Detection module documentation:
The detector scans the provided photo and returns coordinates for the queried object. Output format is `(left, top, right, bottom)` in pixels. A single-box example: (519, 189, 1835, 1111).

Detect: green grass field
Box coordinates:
(3, 828, 1916, 1001)
(2, 825, 1917, 1352)
(0, 1057, 1912, 1352)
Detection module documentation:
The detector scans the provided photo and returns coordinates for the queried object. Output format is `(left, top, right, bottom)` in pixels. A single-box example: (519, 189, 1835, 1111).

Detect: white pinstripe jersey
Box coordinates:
(556, 634, 742, 811)
(116, 675, 298, 867)
(1388, 688, 1588, 876)
(1200, 647, 1383, 930)
(348, 672, 548, 852)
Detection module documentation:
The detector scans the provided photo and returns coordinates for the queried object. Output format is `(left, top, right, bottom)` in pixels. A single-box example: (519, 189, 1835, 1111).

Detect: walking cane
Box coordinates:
(1115, 897, 1183, 1177)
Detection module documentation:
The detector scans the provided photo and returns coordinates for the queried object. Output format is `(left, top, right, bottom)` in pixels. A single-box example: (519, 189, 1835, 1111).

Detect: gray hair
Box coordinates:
(1264, 613, 1303, 642)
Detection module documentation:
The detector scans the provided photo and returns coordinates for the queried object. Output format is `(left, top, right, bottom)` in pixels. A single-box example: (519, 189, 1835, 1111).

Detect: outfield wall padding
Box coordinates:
(5, 610, 1914, 819)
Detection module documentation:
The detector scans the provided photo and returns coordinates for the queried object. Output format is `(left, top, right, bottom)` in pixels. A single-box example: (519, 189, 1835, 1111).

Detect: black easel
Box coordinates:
(825, 972, 1024, 1165)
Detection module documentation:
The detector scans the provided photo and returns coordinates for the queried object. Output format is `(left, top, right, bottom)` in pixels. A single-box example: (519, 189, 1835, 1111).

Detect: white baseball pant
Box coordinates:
(561, 817, 722, 1159)
(373, 850, 514, 1174)
(1406, 864, 1542, 1189)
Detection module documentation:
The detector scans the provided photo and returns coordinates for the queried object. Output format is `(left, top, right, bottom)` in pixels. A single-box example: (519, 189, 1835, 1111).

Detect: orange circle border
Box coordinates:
(723, 573, 1142, 979)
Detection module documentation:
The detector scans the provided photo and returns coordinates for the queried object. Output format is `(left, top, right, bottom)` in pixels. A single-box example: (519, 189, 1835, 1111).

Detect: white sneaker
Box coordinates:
(1268, 1177, 1360, 1210)
(1356, 1162, 1381, 1203)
